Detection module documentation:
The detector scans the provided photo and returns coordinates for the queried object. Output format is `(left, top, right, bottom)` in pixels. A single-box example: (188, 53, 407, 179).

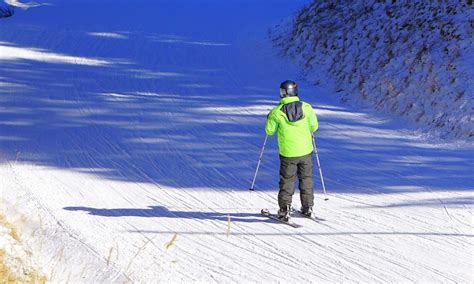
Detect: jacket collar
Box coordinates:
(279, 96, 299, 105)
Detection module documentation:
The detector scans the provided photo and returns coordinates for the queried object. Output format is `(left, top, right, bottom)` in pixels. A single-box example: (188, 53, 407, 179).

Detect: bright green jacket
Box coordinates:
(265, 96, 318, 157)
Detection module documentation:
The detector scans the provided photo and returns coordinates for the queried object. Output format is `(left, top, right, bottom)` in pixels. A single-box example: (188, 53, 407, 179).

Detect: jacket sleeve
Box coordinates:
(307, 105, 319, 133)
(265, 111, 278, 135)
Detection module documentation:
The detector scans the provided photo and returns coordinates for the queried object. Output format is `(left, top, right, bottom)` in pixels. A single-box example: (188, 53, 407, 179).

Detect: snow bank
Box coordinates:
(271, 1, 474, 140)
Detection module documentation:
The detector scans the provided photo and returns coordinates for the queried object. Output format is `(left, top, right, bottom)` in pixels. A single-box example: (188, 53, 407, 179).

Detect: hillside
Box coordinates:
(271, 1, 474, 140)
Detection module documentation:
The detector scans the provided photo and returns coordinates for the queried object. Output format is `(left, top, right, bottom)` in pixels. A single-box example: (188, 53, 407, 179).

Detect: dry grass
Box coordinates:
(0, 215, 19, 242)
(0, 250, 16, 284)
(0, 250, 47, 284)
(0, 214, 47, 283)
(106, 247, 114, 267)
(165, 234, 178, 250)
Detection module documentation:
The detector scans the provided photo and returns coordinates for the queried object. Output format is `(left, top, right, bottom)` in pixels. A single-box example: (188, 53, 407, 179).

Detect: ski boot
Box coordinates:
(300, 206, 315, 218)
(278, 205, 291, 222)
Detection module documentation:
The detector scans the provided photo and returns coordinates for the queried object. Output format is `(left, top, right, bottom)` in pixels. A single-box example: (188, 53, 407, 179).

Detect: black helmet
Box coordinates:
(279, 80, 298, 98)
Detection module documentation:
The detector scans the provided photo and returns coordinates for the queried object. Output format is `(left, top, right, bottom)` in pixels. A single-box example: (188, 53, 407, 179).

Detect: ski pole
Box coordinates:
(313, 135, 329, 200)
(249, 135, 268, 191)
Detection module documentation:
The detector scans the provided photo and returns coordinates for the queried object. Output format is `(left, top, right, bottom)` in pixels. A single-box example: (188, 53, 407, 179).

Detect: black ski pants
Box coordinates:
(278, 152, 314, 210)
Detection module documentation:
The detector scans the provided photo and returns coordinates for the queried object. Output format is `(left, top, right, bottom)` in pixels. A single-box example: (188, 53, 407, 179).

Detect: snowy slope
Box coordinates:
(1, 0, 473, 282)
(271, 0, 474, 140)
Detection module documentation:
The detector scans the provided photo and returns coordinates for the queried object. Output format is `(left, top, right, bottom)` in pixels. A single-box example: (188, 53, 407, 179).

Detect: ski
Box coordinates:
(260, 209, 302, 228)
(291, 209, 326, 222)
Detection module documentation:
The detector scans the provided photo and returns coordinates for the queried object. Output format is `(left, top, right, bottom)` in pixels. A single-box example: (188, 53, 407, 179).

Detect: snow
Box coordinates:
(0, 43, 112, 65)
(88, 32, 128, 40)
(4, 0, 46, 9)
(1, 0, 473, 282)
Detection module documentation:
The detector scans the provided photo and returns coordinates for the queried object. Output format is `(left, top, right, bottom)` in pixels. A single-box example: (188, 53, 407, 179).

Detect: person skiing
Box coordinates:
(265, 80, 319, 221)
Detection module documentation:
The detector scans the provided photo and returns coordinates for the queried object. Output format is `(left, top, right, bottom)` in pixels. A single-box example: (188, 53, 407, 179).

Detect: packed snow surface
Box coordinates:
(1, 0, 473, 282)
(272, 0, 474, 140)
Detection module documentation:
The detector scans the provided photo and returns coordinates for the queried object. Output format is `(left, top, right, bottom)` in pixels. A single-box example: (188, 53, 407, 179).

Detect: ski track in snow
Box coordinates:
(1, 0, 473, 282)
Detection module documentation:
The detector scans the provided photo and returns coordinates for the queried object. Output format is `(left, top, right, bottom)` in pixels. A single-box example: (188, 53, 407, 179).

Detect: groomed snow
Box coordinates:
(1, 0, 473, 282)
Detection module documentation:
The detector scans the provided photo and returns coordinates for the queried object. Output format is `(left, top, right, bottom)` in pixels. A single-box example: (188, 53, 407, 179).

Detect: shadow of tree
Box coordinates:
(0, 0, 473, 197)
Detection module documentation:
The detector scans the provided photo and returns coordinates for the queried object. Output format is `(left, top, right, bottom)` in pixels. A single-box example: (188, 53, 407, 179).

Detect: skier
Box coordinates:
(265, 80, 319, 221)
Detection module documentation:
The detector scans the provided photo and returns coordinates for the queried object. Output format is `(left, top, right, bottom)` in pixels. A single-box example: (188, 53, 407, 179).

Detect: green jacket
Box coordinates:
(265, 96, 318, 157)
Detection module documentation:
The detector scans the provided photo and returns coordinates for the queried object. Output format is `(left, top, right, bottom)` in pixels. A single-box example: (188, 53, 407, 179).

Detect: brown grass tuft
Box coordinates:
(0, 214, 48, 283)
(0, 214, 20, 242)
(165, 233, 178, 250)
